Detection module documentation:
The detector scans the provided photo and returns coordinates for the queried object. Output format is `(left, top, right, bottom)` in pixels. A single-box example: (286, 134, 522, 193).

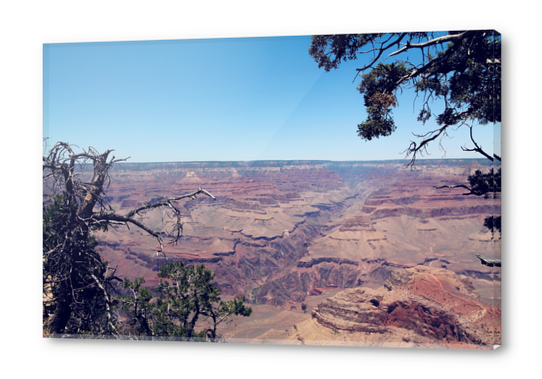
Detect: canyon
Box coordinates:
(95, 159, 501, 348)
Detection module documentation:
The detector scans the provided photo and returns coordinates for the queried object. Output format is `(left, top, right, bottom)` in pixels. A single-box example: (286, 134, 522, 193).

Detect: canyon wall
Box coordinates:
(94, 159, 500, 347)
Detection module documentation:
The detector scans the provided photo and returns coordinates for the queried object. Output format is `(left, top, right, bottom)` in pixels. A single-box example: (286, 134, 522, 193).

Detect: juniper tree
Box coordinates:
(43, 141, 218, 336)
(309, 31, 501, 237)
(117, 262, 252, 341)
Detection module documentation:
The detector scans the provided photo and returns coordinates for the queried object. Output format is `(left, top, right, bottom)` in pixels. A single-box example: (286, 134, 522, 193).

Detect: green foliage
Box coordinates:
(44, 192, 251, 339)
(356, 62, 411, 140)
(309, 33, 429, 72)
(309, 34, 386, 71)
(309, 31, 501, 142)
(467, 168, 501, 235)
(44, 142, 235, 338)
(43, 193, 112, 335)
(483, 216, 501, 234)
(117, 261, 252, 340)
(467, 168, 501, 198)
(416, 33, 501, 127)
(309, 31, 502, 241)
(118, 278, 155, 337)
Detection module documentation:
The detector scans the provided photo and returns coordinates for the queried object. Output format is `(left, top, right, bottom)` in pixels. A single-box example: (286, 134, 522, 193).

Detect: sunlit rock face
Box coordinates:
(96, 159, 500, 346)
(291, 266, 501, 348)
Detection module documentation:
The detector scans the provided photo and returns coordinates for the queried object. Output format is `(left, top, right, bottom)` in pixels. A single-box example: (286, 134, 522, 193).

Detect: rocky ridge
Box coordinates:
(94, 159, 500, 347)
(278, 266, 500, 348)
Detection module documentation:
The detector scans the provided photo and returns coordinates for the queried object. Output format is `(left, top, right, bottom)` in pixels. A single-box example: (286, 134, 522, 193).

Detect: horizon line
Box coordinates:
(115, 157, 492, 165)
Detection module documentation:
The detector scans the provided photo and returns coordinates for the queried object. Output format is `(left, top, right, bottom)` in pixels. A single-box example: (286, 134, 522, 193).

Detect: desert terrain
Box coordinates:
(94, 159, 501, 348)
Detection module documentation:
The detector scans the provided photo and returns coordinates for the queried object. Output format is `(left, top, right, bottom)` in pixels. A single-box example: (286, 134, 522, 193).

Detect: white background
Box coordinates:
(0, 1, 536, 378)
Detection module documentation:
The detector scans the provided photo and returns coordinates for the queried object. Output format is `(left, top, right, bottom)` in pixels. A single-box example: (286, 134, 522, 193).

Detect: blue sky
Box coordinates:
(43, 34, 499, 163)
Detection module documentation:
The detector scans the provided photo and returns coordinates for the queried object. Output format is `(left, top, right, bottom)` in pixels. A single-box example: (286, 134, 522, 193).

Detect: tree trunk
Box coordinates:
(47, 299, 71, 335)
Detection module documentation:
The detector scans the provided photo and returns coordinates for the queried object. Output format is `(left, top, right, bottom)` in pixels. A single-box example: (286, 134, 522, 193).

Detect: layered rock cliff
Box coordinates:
(278, 266, 500, 348)
(95, 159, 500, 334)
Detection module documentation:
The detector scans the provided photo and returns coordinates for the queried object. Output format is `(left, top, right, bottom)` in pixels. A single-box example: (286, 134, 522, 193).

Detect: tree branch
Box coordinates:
(388, 31, 470, 57)
(403, 125, 449, 168)
(43, 141, 218, 335)
(403, 110, 469, 167)
(124, 187, 216, 219)
(433, 184, 475, 196)
(461, 123, 495, 162)
(355, 33, 407, 73)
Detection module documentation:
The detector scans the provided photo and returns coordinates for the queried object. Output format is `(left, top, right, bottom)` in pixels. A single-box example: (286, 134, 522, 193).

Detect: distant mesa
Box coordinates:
(96, 159, 500, 346)
(181, 171, 204, 184)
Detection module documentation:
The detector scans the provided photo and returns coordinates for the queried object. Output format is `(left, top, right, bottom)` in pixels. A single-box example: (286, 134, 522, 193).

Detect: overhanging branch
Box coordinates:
(389, 31, 470, 57)
(461, 123, 495, 162)
(91, 187, 217, 256)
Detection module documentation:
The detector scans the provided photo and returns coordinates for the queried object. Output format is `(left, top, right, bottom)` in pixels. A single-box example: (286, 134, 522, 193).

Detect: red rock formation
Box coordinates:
(308, 266, 500, 347)
(97, 160, 500, 312)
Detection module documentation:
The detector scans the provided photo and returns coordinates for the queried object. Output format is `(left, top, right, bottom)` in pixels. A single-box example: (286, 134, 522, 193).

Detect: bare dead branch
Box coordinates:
(124, 187, 216, 219)
(402, 110, 470, 167)
(355, 33, 407, 73)
(91, 273, 120, 338)
(389, 31, 470, 57)
(402, 125, 449, 168)
(433, 184, 474, 195)
(461, 124, 495, 162)
(43, 141, 217, 335)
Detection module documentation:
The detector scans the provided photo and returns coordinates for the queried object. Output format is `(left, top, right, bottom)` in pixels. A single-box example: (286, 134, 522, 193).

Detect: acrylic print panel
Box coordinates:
(42, 31, 501, 348)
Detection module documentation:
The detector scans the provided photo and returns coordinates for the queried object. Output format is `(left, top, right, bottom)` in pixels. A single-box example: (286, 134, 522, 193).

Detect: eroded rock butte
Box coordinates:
(93, 159, 500, 347)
